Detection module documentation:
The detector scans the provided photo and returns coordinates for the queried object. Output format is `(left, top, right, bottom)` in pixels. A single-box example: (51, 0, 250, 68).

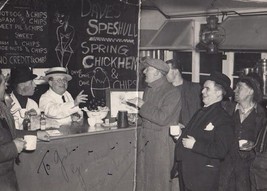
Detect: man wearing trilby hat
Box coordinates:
(39, 67, 88, 125)
(174, 71, 235, 191)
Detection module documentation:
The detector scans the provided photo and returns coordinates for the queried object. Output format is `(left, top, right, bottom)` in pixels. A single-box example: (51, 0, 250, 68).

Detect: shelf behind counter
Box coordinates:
(15, 118, 138, 191)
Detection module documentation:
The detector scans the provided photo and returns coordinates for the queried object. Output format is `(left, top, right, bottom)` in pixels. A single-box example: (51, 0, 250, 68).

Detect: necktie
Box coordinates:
(62, 95, 66, 103)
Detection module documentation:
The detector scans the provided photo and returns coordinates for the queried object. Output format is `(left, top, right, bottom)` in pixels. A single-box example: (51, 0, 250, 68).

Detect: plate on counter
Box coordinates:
(101, 122, 117, 128)
(46, 129, 63, 136)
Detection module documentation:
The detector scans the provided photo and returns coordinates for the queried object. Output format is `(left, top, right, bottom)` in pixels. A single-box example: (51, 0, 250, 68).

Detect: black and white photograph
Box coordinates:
(0, 0, 267, 190)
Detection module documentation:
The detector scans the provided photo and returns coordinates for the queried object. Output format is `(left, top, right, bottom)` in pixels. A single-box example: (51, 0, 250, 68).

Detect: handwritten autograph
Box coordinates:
(37, 146, 87, 191)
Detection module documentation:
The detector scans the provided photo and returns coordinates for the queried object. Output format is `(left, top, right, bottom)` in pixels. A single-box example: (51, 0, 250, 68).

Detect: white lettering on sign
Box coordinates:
(81, 0, 121, 19)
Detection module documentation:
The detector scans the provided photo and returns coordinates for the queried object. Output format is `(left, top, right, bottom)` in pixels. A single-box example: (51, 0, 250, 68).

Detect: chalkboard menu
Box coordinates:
(0, 0, 49, 67)
(0, 0, 139, 105)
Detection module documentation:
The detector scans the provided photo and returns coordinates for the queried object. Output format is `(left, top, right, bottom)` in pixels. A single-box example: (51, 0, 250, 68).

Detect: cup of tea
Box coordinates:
(24, 135, 37, 151)
(117, 110, 129, 128)
(170, 125, 182, 136)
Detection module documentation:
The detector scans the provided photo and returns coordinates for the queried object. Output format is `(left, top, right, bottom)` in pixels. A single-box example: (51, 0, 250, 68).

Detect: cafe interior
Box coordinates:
(1, 0, 267, 190)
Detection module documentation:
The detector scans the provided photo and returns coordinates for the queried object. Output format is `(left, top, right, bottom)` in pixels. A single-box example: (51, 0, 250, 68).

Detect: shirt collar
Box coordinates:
(235, 102, 257, 114)
(48, 88, 66, 98)
(203, 101, 221, 110)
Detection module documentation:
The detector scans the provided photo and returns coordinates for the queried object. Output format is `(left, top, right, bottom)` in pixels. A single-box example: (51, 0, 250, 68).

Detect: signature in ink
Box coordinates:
(37, 150, 51, 175)
(37, 146, 79, 183)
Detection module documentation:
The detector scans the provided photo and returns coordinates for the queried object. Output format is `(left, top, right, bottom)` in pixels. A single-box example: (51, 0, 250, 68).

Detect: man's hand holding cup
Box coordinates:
(170, 123, 184, 140)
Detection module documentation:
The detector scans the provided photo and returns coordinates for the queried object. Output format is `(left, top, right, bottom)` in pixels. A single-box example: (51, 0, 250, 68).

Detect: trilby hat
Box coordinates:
(9, 66, 37, 86)
(206, 71, 233, 97)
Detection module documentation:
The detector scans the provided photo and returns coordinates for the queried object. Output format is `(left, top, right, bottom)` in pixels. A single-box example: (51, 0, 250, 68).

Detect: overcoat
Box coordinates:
(0, 101, 20, 191)
(175, 102, 234, 191)
(136, 77, 182, 191)
(0, 101, 36, 191)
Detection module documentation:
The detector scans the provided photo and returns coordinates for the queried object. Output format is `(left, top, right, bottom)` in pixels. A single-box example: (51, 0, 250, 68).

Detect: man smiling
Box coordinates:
(39, 67, 88, 125)
(175, 71, 234, 191)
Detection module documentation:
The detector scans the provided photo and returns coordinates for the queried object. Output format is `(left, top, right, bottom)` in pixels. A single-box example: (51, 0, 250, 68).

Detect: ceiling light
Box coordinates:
(196, 15, 225, 54)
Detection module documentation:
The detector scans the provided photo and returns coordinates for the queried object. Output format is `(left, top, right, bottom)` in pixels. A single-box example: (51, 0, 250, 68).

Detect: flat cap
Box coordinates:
(142, 57, 169, 74)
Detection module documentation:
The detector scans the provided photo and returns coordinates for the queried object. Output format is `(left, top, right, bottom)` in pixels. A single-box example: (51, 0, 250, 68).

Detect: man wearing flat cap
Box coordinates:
(9, 66, 39, 129)
(174, 71, 235, 191)
(219, 73, 267, 191)
(39, 67, 88, 125)
(127, 57, 182, 191)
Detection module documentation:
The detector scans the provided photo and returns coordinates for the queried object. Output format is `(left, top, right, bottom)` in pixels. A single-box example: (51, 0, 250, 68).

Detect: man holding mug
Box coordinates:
(175, 72, 234, 191)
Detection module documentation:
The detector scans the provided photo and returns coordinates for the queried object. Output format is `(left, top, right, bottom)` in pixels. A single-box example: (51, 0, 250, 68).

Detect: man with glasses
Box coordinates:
(39, 67, 88, 125)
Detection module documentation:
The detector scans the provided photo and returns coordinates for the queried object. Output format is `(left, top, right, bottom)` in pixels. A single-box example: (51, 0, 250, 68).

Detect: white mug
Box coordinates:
(170, 125, 182, 136)
(24, 135, 37, 151)
(239, 139, 248, 148)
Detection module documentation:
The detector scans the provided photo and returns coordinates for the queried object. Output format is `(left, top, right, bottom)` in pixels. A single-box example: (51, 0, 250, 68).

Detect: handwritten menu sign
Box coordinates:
(68, 0, 139, 104)
(0, 0, 139, 106)
(0, 1, 48, 67)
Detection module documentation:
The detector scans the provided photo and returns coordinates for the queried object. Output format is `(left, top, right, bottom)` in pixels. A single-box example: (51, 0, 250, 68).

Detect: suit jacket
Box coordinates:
(176, 102, 234, 191)
(219, 101, 267, 191)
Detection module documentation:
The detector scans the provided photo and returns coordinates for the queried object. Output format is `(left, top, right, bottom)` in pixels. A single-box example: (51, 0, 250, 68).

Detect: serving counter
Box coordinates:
(14, 118, 137, 191)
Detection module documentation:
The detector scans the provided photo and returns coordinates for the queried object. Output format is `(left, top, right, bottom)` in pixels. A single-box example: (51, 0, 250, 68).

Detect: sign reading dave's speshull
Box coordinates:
(0, 0, 139, 105)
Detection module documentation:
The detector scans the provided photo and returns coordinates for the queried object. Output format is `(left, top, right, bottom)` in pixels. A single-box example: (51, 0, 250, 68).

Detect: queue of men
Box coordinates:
(1, 58, 266, 191)
(127, 57, 267, 191)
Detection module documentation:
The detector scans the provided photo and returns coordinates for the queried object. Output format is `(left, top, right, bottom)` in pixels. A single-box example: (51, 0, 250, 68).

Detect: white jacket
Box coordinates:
(39, 88, 80, 125)
(10, 92, 40, 129)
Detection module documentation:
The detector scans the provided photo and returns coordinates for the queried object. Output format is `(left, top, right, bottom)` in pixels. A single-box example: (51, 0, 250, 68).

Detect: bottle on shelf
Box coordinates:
(22, 113, 31, 130)
(40, 111, 46, 130)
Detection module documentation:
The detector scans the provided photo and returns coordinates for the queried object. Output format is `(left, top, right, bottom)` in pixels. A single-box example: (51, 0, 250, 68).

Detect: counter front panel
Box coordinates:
(15, 128, 136, 191)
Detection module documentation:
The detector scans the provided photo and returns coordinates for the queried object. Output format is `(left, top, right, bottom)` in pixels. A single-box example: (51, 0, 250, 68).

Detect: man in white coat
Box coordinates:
(39, 67, 88, 125)
(9, 66, 40, 129)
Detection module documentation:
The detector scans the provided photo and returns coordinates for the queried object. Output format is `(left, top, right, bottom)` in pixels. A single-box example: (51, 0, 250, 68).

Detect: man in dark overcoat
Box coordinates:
(175, 71, 235, 191)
